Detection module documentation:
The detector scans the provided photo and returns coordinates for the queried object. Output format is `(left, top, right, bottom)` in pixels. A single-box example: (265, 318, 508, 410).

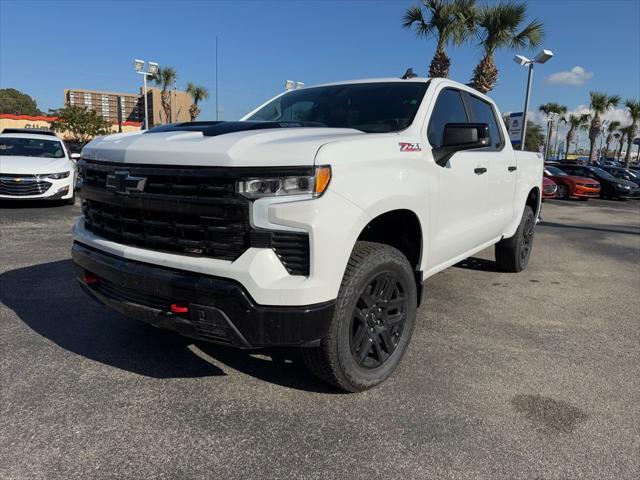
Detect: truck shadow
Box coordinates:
(0, 260, 338, 393)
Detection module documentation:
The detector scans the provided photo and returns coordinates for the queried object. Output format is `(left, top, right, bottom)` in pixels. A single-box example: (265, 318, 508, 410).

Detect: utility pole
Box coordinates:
(215, 35, 219, 121)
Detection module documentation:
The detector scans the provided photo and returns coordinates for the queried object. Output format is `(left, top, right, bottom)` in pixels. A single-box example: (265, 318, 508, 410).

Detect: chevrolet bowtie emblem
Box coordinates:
(105, 171, 147, 195)
(14, 178, 22, 183)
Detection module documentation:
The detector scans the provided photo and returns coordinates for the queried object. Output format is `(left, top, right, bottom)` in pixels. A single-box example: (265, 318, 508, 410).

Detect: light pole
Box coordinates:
(134, 59, 159, 130)
(513, 49, 554, 151)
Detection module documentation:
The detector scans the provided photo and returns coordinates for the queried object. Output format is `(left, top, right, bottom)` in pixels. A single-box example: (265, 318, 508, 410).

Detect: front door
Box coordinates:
(425, 87, 493, 267)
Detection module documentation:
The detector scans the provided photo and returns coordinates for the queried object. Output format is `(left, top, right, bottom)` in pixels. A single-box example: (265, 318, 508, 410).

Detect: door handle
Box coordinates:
(508, 166, 517, 172)
(474, 167, 487, 175)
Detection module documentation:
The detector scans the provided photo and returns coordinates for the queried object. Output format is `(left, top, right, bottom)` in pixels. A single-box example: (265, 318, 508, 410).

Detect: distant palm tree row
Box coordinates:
(539, 95, 640, 166)
(402, 0, 543, 93)
(149, 66, 209, 123)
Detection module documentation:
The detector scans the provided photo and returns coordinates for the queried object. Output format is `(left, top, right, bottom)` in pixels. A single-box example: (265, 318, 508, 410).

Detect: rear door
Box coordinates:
(463, 92, 517, 234)
(426, 87, 492, 266)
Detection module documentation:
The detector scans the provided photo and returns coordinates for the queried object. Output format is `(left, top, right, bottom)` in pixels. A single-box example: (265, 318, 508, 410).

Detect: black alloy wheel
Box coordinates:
(349, 272, 408, 369)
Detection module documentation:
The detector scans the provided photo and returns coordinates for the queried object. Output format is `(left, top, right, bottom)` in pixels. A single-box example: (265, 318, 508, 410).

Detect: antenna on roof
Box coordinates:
(402, 68, 417, 79)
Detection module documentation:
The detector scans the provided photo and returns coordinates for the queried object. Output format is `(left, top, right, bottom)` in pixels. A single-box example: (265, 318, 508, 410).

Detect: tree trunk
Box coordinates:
(189, 103, 200, 122)
(161, 89, 171, 124)
(470, 53, 498, 94)
(429, 47, 451, 79)
(624, 122, 637, 166)
(565, 128, 574, 159)
(588, 115, 601, 165)
(617, 132, 626, 159)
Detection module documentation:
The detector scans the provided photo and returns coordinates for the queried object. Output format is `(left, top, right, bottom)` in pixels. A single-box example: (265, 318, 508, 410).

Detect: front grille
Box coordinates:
(79, 160, 310, 275)
(0, 175, 52, 196)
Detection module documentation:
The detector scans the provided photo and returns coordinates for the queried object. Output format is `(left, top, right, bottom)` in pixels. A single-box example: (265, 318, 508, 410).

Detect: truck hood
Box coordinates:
(0, 155, 72, 175)
(82, 127, 366, 167)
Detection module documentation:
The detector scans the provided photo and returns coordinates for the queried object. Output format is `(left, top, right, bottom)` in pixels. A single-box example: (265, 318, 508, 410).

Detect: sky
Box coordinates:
(1, 0, 639, 148)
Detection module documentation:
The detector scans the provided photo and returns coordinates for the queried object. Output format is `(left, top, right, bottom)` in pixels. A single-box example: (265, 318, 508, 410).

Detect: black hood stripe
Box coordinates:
(144, 121, 326, 137)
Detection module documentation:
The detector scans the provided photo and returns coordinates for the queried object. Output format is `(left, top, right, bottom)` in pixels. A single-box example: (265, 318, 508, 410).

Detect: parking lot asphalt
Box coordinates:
(1, 198, 638, 480)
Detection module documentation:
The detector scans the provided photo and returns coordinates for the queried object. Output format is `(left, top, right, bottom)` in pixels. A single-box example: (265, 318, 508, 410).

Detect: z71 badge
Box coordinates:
(399, 142, 421, 152)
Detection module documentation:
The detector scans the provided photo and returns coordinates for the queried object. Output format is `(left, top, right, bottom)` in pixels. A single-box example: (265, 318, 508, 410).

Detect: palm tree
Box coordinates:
(402, 0, 476, 78)
(623, 99, 640, 166)
(612, 132, 621, 159)
(539, 102, 566, 159)
(617, 126, 632, 160)
(564, 113, 590, 159)
(587, 92, 620, 164)
(150, 66, 177, 124)
(186, 83, 210, 121)
(470, 1, 544, 93)
(603, 120, 621, 158)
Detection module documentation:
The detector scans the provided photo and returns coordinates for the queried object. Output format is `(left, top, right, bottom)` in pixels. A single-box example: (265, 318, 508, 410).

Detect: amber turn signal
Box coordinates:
(314, 166, 331, 197)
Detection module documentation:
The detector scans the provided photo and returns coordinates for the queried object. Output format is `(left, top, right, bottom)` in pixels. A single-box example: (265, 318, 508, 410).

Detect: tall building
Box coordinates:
(64, 87, 193, 127)
(64, 89, 143, 124)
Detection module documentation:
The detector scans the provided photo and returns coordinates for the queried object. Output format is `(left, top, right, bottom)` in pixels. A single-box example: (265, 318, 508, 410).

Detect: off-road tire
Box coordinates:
(302, 241, 417, 392)
(495, 205, 535, 272)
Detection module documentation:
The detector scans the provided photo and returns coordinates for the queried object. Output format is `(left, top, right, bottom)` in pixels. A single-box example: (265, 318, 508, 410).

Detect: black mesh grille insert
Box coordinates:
(79, 160, 310, 275)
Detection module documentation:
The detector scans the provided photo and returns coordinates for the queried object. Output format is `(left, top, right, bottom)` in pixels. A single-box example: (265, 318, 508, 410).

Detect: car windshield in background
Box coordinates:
(0, 137, 65, 158)
(546, 166, 567, 176)
(589, 167, 617, 180)
(247, 82, 429, 133)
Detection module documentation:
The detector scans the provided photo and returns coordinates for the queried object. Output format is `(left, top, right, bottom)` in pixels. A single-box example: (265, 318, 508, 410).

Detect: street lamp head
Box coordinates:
(147, 62, 159, 75)
(513, 55, 531, 66)
(134, 59, 145, 72)
(534, 49, 554, 64)
(295, 82, 305, 89)
(284, 80, 296, 91)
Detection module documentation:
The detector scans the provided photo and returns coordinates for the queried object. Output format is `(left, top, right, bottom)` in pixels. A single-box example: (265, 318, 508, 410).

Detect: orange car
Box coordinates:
(544, 166, 600, 200)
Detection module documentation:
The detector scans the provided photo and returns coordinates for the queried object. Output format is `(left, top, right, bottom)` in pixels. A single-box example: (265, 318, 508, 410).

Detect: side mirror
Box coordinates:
(432, 123, 491, 166)
(70, 153, 81, 160)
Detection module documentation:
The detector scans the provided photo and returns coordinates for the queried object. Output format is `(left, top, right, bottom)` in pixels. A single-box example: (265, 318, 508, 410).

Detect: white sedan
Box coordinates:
(0, 130, 79, 204)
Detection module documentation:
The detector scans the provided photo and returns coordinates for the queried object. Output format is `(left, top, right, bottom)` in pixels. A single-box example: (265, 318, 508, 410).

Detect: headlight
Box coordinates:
(616, 183, 630, 190)
(237, 165, 331, 199)
(44, 172, 71, 180)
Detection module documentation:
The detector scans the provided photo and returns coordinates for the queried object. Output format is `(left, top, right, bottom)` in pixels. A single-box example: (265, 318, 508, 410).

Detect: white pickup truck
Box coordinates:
(72, 77, 542, 391)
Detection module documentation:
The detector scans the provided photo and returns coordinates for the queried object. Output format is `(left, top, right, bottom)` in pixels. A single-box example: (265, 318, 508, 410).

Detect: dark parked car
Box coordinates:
(544, 166, 600, 200)
(600, 166, 640, 184)
(557, 164, 640, 199)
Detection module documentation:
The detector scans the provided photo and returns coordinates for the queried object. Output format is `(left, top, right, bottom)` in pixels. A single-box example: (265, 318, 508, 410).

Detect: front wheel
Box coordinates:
(495, 205, 535, 272)
(302, 241, 417, 392)
(556, 183, 570, 199)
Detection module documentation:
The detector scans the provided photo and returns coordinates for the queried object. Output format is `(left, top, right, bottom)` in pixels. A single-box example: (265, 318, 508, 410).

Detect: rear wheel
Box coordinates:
(302, 241, 417, 392)
(495, 205, 535, 273)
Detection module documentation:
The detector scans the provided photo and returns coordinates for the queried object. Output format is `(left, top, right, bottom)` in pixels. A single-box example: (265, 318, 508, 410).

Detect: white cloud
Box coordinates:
(544, 66, 594, 86)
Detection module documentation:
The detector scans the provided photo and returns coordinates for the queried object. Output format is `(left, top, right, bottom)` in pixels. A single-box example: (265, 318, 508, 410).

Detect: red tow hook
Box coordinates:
(170, 303, 189, 314)
(83, 273, 99, 285)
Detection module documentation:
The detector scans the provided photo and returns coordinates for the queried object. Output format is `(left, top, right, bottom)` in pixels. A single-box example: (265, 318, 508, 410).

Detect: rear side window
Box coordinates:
(427, 89, 468, 148)
(467, 95, 503, 149)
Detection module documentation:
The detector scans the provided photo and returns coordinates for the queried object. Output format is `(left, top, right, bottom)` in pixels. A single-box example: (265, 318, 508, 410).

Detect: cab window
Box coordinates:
(427, 89, 469, 148)
(467, 95, 503, 149)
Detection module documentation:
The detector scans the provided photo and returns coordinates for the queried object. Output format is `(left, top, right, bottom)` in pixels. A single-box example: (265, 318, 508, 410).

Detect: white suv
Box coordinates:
(0, 130, 78, 204)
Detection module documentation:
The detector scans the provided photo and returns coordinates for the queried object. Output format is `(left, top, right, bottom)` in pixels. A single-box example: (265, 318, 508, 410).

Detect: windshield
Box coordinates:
(0, 137, 65, 158)
(545, 166, 567, 176)
(246, 82, 429, 133)
(589, 167, 616, 181)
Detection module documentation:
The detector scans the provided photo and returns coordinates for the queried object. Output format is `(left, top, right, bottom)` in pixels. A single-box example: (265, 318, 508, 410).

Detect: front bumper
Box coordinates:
(72, 241, 334, 348)
(573, 186, 600, 198)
